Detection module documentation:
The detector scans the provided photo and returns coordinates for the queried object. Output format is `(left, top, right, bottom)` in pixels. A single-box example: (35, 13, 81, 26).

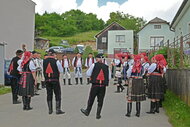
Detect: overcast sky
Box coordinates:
(32, 0, 183, 22)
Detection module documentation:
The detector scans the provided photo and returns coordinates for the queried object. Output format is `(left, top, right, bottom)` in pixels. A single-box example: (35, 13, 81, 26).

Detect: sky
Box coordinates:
(32, 0, 183, 22)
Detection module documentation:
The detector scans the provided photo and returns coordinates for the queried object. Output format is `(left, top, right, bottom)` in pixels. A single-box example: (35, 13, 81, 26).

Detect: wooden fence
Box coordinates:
(166, 69, 190, 106)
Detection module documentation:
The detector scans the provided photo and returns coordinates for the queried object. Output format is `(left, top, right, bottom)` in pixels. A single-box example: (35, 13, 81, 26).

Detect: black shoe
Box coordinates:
(125, 103, 132, 117)
(47, 101, 53, 114)
(96, 115, 101, 119)
(56, 101, 65, 115)
(22, 96, 27, 110)
(121, 86, 125, 92)
(13, 100, 21, 104)
(80, 108, 89, 116)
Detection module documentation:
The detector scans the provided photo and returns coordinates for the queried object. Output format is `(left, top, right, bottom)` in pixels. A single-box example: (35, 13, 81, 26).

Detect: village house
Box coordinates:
(0, 0, 36, 59)
(137, 17, 174, 52)
(95, 22, 134, 58)
(170, 0, 190, 49)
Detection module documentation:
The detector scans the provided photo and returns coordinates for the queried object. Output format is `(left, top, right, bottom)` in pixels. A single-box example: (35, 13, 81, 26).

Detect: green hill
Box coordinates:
(42, 30, 99, 46)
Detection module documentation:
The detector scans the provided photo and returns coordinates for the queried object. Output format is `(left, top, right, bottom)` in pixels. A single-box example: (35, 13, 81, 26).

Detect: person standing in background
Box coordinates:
(72, 53, 83, 85)
(85, 53, 96, 85)
(9, 50, 23, 104)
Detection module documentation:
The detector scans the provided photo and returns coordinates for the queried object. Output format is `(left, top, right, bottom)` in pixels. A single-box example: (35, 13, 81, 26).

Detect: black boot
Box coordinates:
(63, 79, 66, 85)
(159, 99, 163, 107)
(68, 79, 72, 85)
(96, 106, 102, 119)
(80, 78, 83, 85)
(56, 101, 65, 115)
(22, 96, 27, 110)
(125, 103, 132, 117)
(47, 101, 53, 114)
(136, 102, 141, 117)
(120, 85, 125, 92)
(26, 97, 33, 110)
(115, 86, 120, 93)
(75, 78, 78, 85)
(80, 108, 90, 116)
(13, 95, 21, 104)
(147, 101, 155, 114)
(37, 83, 41, 90)
(87, 78, 90, 85)
(41, 81, 46, 88)
(155, 101, 160, 113)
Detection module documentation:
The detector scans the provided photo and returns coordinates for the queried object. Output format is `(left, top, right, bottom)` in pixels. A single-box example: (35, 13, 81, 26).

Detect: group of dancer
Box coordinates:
(111, 52, 167, 117)
(8, 47, 167, 119)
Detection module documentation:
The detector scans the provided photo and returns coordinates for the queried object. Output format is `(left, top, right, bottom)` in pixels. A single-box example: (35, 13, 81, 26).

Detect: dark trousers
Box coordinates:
(11, 77, 19, 102)
(46, 81, 61, 101)
(87, 85, 106, 112)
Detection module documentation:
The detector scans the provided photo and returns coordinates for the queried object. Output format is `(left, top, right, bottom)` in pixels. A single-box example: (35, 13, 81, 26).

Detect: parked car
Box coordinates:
(62, 47, 74, 53)
(45, 46, 65, 53)
(4, 60, 12, 86)
(60, 40, 69, 47)
(77, 45, 84, 53)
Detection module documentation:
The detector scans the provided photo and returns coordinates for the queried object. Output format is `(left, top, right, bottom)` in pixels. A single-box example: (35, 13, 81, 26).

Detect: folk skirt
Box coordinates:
(148, 75, 164, 99)
(127, 78, 146, 102)
(18, 73, 34, 97)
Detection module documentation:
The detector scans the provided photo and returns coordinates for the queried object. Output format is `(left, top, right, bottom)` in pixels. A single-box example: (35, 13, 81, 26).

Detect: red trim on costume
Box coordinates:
(46, 63, 53, 77)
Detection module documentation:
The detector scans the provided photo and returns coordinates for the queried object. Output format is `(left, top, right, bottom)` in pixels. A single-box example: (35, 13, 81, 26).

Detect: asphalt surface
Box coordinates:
(0, 73, 172, 127)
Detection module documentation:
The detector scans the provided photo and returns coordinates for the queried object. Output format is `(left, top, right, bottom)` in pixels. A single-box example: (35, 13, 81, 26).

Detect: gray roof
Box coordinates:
(149, 17, 168, 24)
(35, 37, 50, 41)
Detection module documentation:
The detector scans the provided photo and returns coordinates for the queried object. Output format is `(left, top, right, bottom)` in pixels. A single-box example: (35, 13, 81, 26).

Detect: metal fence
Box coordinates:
(166, 69, 190, 106)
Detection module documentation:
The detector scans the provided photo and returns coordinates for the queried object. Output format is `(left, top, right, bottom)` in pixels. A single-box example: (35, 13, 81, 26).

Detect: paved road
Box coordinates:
(0, 73, 172, 127)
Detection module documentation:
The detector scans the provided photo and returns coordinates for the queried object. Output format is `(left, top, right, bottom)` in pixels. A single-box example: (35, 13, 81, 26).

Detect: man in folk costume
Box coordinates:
(60, 54, 72, 85)
(147, 54, 166, 114)
(126, 55, 146, 117)
(113, 54, 125, 93)
(43, 49, 65, 115)
(9, 50, 23, 104)
(72, 53, 83, 85)
(81, 54, 111, 119)
(17, 51, 37, 110)
(85, 53, 96, 84)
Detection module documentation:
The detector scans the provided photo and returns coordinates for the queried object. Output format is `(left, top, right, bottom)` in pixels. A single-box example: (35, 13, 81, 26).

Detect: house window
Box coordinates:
(102, 37, 107, 43)
(150, 37, 164, 47)
(116, 35, 125, 42)
(154, 25, 161, 29)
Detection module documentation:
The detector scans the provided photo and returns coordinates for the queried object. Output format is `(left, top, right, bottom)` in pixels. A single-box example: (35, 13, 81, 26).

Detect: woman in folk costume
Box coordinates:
(114, 54, 125, 93)
(125, 55, 146, 117)
(17, 51, 37, 110)
(147, 54, 166, 114)
(72, 53, 83, 85)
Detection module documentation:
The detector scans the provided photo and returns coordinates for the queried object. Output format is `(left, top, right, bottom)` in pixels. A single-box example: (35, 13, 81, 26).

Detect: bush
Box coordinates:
(82, 46, 93, 60)
(74, 47, 79, 53)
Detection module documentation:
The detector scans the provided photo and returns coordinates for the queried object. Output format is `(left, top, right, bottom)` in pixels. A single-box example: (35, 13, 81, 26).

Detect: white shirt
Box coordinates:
(56, 60, 63, 73)
(86, 63, 111, 80)
(142, 62, 150, 75)
(72, 57, 82, 67)
(148, 63, 166, 74)
(128, 59, 134, 67)
(17, 59, 36, 72)
(85, 58, 96, 67)
(114, 59, 121, 66)
(61, 59, 70, 68)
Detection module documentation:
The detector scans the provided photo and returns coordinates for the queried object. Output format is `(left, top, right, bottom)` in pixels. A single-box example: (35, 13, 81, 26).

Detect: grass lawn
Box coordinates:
(0, 86, 11, 95)
(163, 91, 190, 127)
(42, 30, 99, 46)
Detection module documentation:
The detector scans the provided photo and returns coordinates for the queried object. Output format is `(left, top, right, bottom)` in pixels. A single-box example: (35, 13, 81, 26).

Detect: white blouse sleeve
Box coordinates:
(29, 60, 37, 72)
(56, 60, 63, 73)
(148, 63, 157, 73)
(17, 60, 22, 72)
(86, 63, 95, 77)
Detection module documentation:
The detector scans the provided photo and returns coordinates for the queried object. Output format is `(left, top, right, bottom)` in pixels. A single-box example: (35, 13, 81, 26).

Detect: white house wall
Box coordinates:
(0, 45, 5, 85)
(0, 0, 35, 59)
(174, 2, 190, 37)
(138, 23, 174, 52)
(108, 30, 134, 56)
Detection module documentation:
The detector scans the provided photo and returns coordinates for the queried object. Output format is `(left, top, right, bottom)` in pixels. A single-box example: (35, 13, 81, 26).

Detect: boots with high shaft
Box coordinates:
(68, 79, 72, 85)
(22, 96, 27, 110)
(96, 106, 102, 119)
(155, 101, 160, 113)
(87, 78, 90, 85)
(63, 79, 66, 85)
(136, 102, 141, 117)
(115, 86, 120, 93)
(80, 78, 83, 85)
(125, 102, 132, 117)
(26, 97, 32, 110)
(56, 101, 65, 115)
(75, 78, 78, 85)
(47, 101, 53, 114)
(147, 101, 155, 114)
